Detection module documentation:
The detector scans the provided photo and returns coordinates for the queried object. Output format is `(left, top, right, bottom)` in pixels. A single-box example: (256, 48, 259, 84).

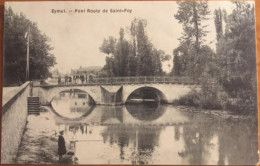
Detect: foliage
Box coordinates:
(172, 1, 211, 80)
(216, 2, 257, 114)
(99, 36, 116, 55)
(4, 7, 56, 86)
(214, 8, 227, 41)
(100, 18, 166, 76)
(175, 1, 210, 50)
(174, 2, 257, 115)
(176, 87, 227, 110)
(173, 54, 181, 76)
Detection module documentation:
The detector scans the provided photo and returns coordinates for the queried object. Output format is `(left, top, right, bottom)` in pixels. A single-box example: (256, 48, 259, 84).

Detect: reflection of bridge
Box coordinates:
(32, 76, 200, 105)
(52, 105, 191, 125)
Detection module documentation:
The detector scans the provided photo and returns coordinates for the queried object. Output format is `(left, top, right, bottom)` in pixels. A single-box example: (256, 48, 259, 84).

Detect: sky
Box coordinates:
(5, 1, 254, 73)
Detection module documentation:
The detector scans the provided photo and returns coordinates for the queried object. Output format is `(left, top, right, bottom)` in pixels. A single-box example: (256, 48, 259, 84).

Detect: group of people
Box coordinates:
(57, 75, 94, 85)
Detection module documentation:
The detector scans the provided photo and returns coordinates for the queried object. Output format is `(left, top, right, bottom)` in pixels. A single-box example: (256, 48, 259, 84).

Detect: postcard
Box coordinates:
(2, 1, 258, 165)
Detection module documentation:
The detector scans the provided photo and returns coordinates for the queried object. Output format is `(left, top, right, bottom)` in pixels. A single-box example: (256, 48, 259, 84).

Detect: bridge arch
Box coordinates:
(37, 86, 98, 105)
(49, 88, 96, 119)
(50, 104, 95, 120)
(125, 86, 167, 103)
(49, 88, 95, 104)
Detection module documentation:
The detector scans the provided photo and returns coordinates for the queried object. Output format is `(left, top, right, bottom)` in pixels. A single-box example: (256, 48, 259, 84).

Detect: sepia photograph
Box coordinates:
(1, 1, 258, 165)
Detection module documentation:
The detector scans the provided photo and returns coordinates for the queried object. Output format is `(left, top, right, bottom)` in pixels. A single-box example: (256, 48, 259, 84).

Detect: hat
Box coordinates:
(59, 130, 64, 134)
(67, 151, 75, 155)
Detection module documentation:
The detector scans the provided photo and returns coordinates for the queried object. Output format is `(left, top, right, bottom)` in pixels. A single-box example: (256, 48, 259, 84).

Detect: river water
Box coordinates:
(18, 90, 258, 165)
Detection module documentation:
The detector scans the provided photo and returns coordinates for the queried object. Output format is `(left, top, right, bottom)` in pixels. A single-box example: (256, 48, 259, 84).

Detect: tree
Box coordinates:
(214, 8, 223, 41)
(114, 28, 131, 76)
(173, 54, 181, 76)
(135, 19, 154, 75)
(99, 36, 116, 56)
(175, 1, 210, 51)
(100, 29, 131, 77)
(151, 49, 164, 75)
(174, 1, 211, 80)
(100, 18, 164, 77)
(4, 7, 56, 86)
(216, 2, 257, 114)
(99, 36, 117, 76)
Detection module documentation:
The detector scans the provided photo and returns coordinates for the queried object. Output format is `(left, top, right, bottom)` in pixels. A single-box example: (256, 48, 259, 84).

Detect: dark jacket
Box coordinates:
(58, 135, 66, 155)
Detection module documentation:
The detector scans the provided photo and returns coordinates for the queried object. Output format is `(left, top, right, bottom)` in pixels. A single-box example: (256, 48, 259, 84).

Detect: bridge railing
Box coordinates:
(32, 76, 197, 87)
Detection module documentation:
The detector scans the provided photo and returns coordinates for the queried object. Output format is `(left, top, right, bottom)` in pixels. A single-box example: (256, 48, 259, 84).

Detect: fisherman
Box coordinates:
(58, 131, 66, 161)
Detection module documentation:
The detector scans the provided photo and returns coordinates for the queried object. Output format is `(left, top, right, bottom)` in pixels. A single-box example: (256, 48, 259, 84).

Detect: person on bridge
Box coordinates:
(85, 75, 88, 84)
(76, 75, 80, 84)
(80, 75, 85, 84)
(73, 75, 76, 84)
(65, 75, 68, 85)
(58, 76, 61, 85)
(58, 130, 67, 161)
(68, 76, 72, 84)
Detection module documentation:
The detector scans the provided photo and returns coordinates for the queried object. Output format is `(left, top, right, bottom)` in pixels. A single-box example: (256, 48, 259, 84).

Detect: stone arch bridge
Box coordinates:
(32, 79, 199, 105)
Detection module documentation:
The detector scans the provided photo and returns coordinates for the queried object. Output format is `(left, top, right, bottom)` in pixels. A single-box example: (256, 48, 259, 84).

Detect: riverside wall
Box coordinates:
(1, 82, 30, 163)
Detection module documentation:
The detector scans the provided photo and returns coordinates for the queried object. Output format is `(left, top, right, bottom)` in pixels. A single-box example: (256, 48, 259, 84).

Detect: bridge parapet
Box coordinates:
(32, 76, 199, 87)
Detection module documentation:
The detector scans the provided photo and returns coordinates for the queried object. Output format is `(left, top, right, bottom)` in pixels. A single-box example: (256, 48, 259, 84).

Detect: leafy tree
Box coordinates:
(102, 56, 116, 77)
(4, 7, 56, 86)
(99, 36, 117, 76)
(135, 19, 153, 75)
(174, 1, 211, 80)
(214, 8, 224, 41)
(100, 18, 164, 77)
(172, 54, 181, 76)
(151, 49, 164, 75)
(114, 28, 131, 76)
(172, 1, 256, 114)
(99, 36, 116, 56)
(216, 2, 257, 114)
(175, 1, 210, 51)
(172, 41, 191, 76)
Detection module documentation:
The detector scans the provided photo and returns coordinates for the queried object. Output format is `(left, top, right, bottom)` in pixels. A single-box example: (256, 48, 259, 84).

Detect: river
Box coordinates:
(16, 90, 258, 165)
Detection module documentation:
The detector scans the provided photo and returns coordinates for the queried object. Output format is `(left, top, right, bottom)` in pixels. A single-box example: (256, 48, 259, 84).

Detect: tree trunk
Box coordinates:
(192, 2, 199, 53)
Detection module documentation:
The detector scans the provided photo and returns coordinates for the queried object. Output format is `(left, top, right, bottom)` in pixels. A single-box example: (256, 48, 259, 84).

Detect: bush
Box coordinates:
(176, 84, 257, 115)
(225, 90, 257, 115)
(177, 89, 200, 107)
(176, 86, 227, 110)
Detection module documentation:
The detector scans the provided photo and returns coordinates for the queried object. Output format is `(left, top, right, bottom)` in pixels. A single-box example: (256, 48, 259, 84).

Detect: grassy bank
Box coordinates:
(174, 86, 257, 116)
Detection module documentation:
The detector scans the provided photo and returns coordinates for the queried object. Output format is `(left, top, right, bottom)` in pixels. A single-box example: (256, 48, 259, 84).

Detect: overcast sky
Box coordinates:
(5, 1, 254, 73)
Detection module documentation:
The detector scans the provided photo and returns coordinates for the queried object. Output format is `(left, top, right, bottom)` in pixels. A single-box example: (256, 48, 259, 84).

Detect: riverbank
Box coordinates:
(173, 87, 257, 118)
(176, 105, 257, 121)
(15, 109, 59, 164)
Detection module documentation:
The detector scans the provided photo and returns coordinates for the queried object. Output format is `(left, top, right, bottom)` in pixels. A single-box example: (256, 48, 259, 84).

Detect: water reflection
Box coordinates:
(56, 115, 257, 165)
(50, 92, 258, 165)
(216, 120, 258, 165)
(101, 125, 163, 164)
(100, 106, 123, 124)
(126, 102, 166, 121)
(51, 90, 95, 119)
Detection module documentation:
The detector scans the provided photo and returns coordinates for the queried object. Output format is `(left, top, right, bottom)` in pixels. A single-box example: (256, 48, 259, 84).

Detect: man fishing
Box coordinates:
(58, 131, 66, 161)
